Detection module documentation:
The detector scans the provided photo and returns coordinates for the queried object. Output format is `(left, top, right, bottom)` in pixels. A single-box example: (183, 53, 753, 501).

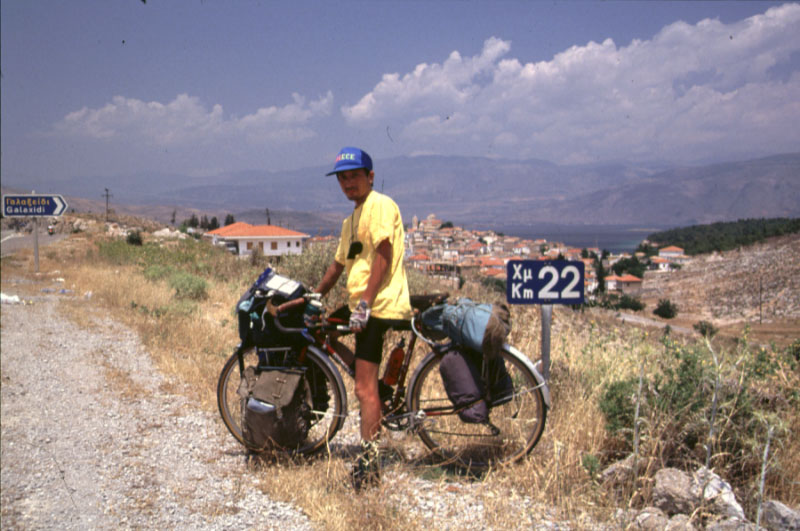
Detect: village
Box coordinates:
(202, 212, 691, 298)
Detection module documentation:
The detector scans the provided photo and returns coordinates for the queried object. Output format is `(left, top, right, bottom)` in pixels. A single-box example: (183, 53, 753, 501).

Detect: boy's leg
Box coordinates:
(350, 318, 389, 491)
(352, 359, 382, 492)
(354, 358, 382, 441)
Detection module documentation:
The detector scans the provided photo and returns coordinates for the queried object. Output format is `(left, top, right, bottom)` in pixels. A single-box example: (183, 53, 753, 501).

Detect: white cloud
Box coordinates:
(342, 4, 800, 163)
(55, 91, 333, 146)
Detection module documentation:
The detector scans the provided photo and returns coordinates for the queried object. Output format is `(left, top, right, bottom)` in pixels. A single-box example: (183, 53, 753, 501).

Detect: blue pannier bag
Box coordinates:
(420, 298, 511, 360)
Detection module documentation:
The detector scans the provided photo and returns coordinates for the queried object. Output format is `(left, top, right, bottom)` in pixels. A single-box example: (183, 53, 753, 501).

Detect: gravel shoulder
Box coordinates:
(1, 290, 312, 530)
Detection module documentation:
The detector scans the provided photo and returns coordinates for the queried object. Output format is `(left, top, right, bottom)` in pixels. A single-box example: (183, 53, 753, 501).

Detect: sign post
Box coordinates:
(2, 193, 68, 273)
(506, 260, 585, 381)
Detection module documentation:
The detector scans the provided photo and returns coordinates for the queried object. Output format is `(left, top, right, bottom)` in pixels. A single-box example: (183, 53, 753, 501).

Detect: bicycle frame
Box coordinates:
(270, 292, 550, 426)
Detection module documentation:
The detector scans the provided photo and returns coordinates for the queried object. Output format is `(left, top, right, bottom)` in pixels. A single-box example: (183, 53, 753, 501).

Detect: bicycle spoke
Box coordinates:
(408, 347, 547, 470)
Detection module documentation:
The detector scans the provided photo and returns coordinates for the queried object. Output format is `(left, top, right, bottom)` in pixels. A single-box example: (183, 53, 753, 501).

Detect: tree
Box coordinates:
(200, 215, 209, 229)
(209, 216, 219, 230)
(636, 242, 658, 257)
(612, 256, 646, 279)
(188, 213, 199, 228)
(224, 213, 235, 226)
(170, 209, 177, 226)
(439, 221, 454, 229)
(595, 258, 607, 294)
(653, 298, 678, 319)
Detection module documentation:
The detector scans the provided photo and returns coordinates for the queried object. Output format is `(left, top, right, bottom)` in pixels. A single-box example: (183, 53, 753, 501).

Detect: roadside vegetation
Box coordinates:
(2, 215, 798, 529)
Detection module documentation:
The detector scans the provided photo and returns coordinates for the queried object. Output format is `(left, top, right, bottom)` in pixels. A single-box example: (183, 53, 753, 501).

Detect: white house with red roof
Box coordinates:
(658, 245, 684, 258)
(205, 222, 309, 257)
(605, 273, 643, 293)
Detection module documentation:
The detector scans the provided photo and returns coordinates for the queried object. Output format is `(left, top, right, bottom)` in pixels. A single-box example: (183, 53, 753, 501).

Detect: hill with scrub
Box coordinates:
(647, 217, 800, 255)
(1, 213, 798, 529)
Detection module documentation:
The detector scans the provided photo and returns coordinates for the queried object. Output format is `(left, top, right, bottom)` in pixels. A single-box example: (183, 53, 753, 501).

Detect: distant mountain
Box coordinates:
(557, 153, 800, 226)
(5, 153, 798, 232)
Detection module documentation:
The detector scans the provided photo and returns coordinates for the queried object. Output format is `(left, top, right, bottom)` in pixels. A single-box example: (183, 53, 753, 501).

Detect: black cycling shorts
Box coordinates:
(329, 305, 408, 364)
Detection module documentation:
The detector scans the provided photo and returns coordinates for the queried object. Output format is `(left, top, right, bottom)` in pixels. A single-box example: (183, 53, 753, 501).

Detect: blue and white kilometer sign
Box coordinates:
(506, 260, 585, 305)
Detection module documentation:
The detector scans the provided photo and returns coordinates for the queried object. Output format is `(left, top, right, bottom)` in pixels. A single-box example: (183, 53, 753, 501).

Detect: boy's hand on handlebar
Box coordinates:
(349, 300, 370, 332)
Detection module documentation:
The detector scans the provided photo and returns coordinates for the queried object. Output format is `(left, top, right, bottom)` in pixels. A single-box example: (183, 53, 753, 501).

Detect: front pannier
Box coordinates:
(237, 366, 311, 451)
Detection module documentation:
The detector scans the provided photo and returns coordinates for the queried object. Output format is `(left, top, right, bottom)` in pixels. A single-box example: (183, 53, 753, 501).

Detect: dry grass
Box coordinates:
(3, 224, 798, 528)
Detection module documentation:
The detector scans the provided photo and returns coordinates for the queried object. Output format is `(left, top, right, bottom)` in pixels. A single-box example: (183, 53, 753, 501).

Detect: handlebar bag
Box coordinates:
(236, 268, 307, 348)
(237, 366, 311, 451)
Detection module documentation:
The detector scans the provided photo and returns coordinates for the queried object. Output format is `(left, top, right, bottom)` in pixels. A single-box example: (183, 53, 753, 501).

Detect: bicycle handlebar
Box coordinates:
(269, 295, 351, 335)
(270, 293, 447, 347)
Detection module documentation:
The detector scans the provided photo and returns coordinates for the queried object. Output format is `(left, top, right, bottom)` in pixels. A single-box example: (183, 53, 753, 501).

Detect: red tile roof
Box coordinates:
(479, 257, 505, 267)
(614, 274, 643, 283)
(207, 222, 308, 238)
(483, 267, 506, 278)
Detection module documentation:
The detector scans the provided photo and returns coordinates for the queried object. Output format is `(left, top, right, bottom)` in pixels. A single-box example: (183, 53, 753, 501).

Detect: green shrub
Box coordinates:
(787, 339, 800, 363)
(599, 378, 639, 438)
(618, 294, 645, 312)
(693, 320, 718, 338)
(126, 230, 143, 246)
(653, 298, 678, 319)
(581, 454, 601, 482)
(168, 272, 208, 300)
(143, 264, 176, 282)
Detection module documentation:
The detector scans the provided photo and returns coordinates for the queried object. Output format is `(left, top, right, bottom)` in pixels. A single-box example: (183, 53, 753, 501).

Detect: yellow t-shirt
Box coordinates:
(335, 191, 412, 320)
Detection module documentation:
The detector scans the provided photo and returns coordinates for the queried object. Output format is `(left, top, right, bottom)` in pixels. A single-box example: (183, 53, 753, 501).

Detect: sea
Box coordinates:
(488, 223, 666, 254)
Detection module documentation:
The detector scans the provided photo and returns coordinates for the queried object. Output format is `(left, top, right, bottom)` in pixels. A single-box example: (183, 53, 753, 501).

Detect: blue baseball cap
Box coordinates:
(325, 147, 373, 176)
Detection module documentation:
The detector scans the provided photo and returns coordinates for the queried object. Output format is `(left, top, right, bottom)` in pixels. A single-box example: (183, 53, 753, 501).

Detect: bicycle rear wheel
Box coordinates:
(407, 346, 547, 470)
(217, 345, 347, 455)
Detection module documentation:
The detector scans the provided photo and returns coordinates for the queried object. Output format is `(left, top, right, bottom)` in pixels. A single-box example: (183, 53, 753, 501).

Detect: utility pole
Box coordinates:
(265, 208, 271, 225)
(102, 188, 113, 221)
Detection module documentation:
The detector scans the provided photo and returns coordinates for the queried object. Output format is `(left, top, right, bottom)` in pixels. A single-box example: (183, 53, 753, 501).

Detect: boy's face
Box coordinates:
(336, 168, 374, 205)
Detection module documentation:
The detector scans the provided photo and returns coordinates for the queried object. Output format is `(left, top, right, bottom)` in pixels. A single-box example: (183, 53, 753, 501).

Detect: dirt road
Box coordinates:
(0, 285, 312, 530)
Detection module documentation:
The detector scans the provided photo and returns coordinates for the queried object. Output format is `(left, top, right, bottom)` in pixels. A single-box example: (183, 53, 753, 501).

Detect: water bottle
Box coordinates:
(381, 338, 406, 386)
(303, 299, 323, 326)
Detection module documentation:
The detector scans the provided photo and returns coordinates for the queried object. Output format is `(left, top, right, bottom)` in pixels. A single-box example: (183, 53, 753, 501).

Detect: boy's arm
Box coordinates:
(315, 260, 344, 296)
(360, 239, 391, 307)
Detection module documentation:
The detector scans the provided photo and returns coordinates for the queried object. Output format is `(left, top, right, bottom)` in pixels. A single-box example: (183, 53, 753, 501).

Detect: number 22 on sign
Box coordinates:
(506, 260, 585, 305)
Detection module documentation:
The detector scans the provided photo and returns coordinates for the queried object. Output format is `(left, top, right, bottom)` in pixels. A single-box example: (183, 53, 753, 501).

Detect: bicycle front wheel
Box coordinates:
(217, 345, 347, 455)
(407, 346, 547, 470)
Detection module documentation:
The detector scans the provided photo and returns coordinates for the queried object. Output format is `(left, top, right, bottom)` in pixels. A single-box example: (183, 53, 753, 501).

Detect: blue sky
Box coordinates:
(2, 1, 799, 184)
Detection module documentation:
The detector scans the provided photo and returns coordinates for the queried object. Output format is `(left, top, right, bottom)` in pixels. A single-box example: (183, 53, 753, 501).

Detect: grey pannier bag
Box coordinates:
(237, 366, 311, 451)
